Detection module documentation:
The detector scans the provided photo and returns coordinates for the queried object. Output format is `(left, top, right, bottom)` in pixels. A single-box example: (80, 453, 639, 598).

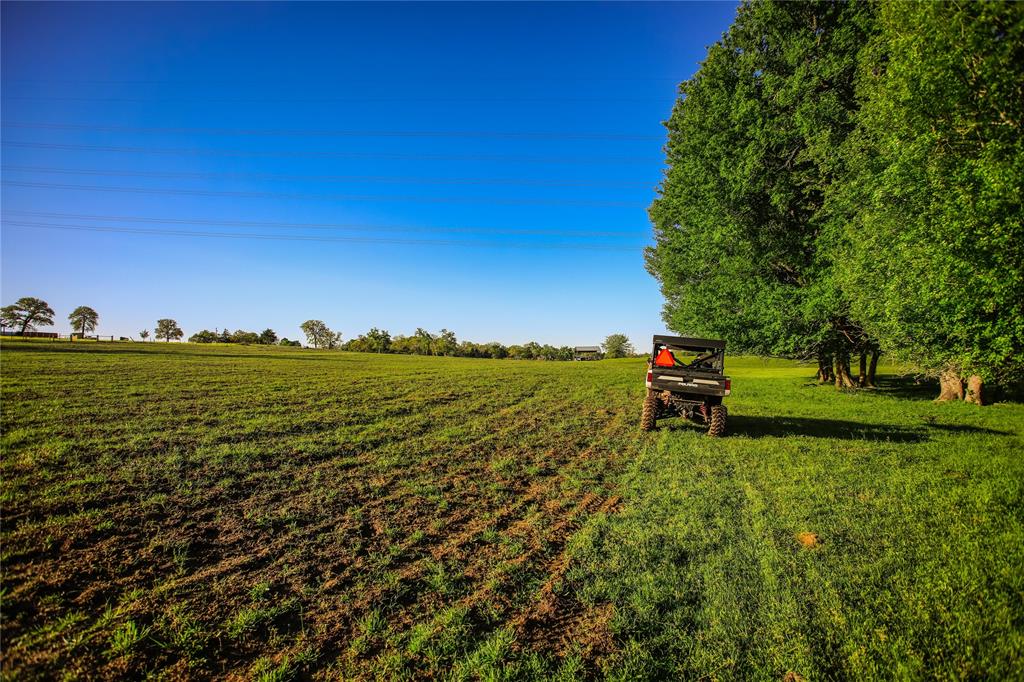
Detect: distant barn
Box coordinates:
(574, 345, 602, 361)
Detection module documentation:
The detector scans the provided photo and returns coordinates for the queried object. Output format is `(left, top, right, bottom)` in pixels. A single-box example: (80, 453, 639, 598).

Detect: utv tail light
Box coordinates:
(725, 378, 732, 395)
(654, 348, 676, 367)
(646, 370, 653, 387)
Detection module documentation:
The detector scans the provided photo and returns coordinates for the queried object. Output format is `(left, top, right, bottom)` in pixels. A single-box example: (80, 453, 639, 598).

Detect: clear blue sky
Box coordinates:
(2, 1, 737, 347)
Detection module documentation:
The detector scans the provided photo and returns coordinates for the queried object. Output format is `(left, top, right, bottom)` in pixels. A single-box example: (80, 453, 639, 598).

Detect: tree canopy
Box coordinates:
(300, 320, 341, 349)
(832, 1, 1024, 395)
(647, 1, 877, 386)
(68, 306, 99, 336)
(155, 319, 183, 342)
(1, 297, 56, 335)
(648, 0, 1022, 401)
(603, 333, 634, 359)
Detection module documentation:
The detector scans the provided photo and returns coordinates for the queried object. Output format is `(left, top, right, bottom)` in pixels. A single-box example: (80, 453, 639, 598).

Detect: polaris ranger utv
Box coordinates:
(641, 335, 731, 436)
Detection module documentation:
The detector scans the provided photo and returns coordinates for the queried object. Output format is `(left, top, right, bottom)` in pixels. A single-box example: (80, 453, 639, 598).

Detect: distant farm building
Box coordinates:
(574, 345, 603, 361)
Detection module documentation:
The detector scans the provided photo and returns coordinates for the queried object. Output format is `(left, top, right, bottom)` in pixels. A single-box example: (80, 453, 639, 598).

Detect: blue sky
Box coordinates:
(1, 1, 737, 347)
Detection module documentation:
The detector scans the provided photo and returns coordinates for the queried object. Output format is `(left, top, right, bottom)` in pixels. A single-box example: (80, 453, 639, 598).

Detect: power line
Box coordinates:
(2, 140, 658, 165)
(5, 95, 670, 104)
(6, 76, 681, 84)
(1, 165, 655, 189)
(3, 211, 648, 238)
(3, 221, 644, 252)
(1, 180, 646, 208)
(1, 121, 663, 142)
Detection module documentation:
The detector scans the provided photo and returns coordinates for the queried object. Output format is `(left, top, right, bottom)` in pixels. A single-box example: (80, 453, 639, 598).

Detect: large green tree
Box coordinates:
(603, 333, 634, 359)
(300, 320, 341, 349)
(1, 297, 56, 335)
(834, 2, 1024, 404)
(68, 306, 99, 337)
(647, 1, 877, 387)
(155, 319, 183, 342)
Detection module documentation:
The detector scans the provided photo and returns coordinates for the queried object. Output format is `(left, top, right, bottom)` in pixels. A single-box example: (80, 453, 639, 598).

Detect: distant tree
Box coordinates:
(68, 306, 99, 337)
(434, 328, 458, 356)
(300, 320, 341, 349)
(279, 338, 302, 347)
(155, 319, 183, 342)
(413, 328, 434, 355)
(603, 333, 634, 359)
(188, 330, 218, 343)
(1, 297, 56, 335)
(217, 327, 232, 343)
(259, 328, 278, 345)
(365, 327, 391, 353)
(139, 329, 150, 342)
(231, 330, 260, 344)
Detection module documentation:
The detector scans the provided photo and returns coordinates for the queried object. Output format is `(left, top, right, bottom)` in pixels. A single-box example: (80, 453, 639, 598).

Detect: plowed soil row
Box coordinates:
(1, 341, 643, 679)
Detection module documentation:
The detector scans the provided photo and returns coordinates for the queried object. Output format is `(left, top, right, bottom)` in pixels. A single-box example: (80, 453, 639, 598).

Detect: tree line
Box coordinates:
(0, 299, 636, 361)
(647, 1, 1022, 405)
(342, 329, 635, 360)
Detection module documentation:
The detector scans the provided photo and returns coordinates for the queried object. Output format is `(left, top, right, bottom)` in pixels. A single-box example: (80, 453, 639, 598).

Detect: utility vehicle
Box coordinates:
(641, 335, 731, 436)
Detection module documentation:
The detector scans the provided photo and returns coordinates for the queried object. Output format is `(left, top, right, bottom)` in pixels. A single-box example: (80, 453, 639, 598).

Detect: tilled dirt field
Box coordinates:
(1, 341, 642, 679)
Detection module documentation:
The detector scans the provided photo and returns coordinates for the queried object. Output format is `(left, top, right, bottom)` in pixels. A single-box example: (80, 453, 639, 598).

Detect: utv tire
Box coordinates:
(641, 390, 658, 431)
(707, 405, 727, 437)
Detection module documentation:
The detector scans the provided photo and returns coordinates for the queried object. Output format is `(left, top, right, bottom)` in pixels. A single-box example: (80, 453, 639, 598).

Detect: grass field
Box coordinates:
(2, 340, 1022, 680)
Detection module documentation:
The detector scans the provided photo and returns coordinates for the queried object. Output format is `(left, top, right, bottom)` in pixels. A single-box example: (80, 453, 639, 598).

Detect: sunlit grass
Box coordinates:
(1, 339, 1020, 679)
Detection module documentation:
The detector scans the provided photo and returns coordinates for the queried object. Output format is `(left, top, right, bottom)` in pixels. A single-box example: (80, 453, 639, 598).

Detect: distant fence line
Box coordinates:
(0, 331, 131, 341)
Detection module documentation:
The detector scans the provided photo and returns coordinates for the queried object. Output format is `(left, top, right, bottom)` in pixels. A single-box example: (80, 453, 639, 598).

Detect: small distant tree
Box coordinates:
(434, 328, 458, 356)
(1, 297, 55, 335)
(365, 327, 391, 353)
(300, 320, 341, 349)
(189, 330, 218, 343)
(259, 328, 278, 345)
(603, 333, 634, 359)
(231, 330, 260, 344)
(139, 329, 150, 341)
(68, 306, 99, 337)
(413, 328, 434, 355)
(155, 319, 183, 342)
(279, 337, 302, 347)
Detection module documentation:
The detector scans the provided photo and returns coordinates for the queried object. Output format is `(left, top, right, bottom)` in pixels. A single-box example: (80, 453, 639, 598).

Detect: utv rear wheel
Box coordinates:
(707, 405, 727, 437)
(641, 390, 658, 431)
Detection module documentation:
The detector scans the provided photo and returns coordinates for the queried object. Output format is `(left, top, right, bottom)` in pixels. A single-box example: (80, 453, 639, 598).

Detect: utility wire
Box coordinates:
(3, 211, 648, 238)
(1, 165, 655, 189)
(1, 180, 646, 208)
(2, 140, 657, 165)
(3, 221, 644, 252)
(1, 121, 663, 142)
(6, 76, 681, 83)
(5, 95, 669, 104)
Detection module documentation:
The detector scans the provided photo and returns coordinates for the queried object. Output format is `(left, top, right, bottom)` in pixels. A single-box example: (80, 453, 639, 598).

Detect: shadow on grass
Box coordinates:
(720, 415, 1008, 441)
(870, 375, 938, 401)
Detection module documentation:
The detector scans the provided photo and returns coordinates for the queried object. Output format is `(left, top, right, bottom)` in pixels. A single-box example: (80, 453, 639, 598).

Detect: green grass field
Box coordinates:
(2, 340, 1022, 680)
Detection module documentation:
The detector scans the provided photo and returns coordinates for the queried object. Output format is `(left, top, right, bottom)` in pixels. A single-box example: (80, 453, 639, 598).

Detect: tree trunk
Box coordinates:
(857, 350, 868, 387)
(965, 375, 985, 405)
(936, 369, 964, 401)
(865, 349, 880, 388)
(817, 354, 833, 383)
(834, 353, 857, 389)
